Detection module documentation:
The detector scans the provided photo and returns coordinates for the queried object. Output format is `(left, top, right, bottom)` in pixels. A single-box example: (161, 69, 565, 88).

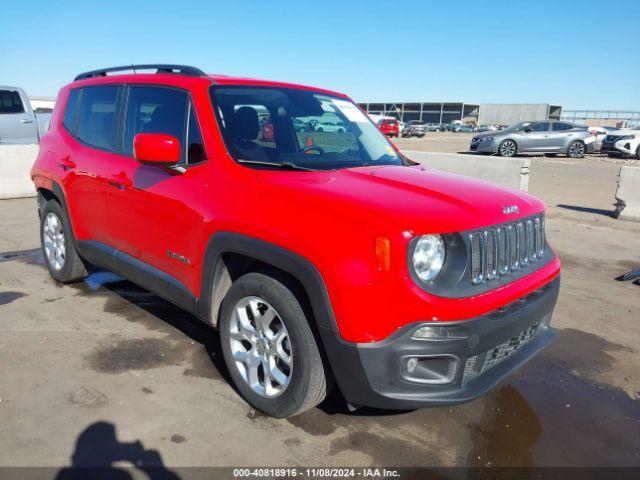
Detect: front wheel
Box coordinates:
(498, 139, 517, 157)
(567, 140, 586, 158)
(636, 145, 640, 160)
(219, 272, 331, 417)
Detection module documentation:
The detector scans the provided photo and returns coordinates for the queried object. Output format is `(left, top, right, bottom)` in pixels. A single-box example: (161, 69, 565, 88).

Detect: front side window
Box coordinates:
(76, 86, 119, 151)
(0, 90, 25, 114)
(186, 104, 206, 164)
(124, 86, 188, 162)
(211, 86, 402, 171)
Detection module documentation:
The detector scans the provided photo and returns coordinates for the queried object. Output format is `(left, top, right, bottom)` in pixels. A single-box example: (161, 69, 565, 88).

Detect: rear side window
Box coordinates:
(552, 122, 573, 132)
(0, 90, 25, 114)
(124, 86, 188, 162)
(530, 122, 549, 132)
(76, 86, 119, 151)
(62, 89, 80, 133)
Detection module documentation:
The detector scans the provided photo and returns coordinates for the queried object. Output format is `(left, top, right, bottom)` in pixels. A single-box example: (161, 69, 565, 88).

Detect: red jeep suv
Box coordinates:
(31, 65, 560, 418)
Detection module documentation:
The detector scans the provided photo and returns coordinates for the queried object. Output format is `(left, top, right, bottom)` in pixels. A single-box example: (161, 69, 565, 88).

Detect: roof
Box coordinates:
(70, 64, 348, 98)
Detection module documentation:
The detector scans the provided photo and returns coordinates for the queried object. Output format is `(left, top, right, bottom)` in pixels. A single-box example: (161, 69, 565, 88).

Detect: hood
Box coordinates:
(607, 128, 640, 136)
(472, 130, 501, 139)
(260, 165, 545, 234)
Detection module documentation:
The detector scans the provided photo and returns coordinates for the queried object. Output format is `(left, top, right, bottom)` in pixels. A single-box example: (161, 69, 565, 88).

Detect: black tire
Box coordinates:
(636, 145, 640, 160)
(219, 272, 330, 417)
(567, 140, 586, 158)
(40, 199, 88, 283)
(498, 139, 517, 157)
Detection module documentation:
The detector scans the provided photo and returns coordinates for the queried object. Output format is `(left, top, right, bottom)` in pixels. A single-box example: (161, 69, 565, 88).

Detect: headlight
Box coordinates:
(619, 135, 637, 140)
(483, 136, 493, 142)
(411, 235, 446, 282)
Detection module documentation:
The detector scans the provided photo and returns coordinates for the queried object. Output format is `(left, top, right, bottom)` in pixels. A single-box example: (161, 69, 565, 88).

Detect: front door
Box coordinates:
(106, 85, 208, 293)
(519, 122, 552, 152)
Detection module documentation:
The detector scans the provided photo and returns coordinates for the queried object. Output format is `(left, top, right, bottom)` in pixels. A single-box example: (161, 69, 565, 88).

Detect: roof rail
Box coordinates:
(74, 64, 206, 81)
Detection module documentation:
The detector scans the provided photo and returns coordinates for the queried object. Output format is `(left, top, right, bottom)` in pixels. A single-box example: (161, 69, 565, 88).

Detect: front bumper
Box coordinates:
(602, 140, 635, 157)
(320, 276, 560, 409)
(469, 137, 497, 153)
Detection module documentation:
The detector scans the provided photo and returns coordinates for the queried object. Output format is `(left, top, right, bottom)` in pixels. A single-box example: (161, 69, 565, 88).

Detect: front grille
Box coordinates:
(462, 323, 539, 383)
(469, 214, 546, 285)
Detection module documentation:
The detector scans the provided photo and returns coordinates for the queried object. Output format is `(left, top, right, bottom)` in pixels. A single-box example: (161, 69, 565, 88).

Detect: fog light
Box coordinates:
(406, 357, 418, 373)
(412, 325, 449, 340)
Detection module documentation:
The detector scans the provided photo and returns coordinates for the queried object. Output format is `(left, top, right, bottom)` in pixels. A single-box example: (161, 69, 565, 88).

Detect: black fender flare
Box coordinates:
(199, 232, 371, 403)
(198, 231, 339, 333)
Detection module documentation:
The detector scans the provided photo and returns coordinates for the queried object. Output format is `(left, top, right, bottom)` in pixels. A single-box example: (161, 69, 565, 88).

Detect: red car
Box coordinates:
(31, 64, 560, 417)
(378, 118, 399, 137)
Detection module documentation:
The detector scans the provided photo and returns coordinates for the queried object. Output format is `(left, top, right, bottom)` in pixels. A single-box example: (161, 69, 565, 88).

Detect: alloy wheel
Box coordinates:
(43, 212, 66, 271)
(500, 140, 517, 157)
(228, 296, 293, 398)
(569, 141, 585, 158)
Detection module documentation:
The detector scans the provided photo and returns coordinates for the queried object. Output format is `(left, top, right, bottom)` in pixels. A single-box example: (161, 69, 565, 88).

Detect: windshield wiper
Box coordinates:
(237, 159, 317, 171)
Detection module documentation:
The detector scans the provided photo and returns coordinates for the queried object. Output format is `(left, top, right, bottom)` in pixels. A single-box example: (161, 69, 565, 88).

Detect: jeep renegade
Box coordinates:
(31, 65, 561, 418)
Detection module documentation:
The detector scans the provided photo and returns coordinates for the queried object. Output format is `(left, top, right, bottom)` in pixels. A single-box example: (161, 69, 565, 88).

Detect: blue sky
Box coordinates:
(2, 0, 638, 110)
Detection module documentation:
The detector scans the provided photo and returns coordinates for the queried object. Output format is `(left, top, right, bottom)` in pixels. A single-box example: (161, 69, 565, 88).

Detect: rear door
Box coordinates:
(0, 88, 38, 144)
(106, 85, 208, 291)
(552, 122, 581, 151)
(59, 85, 123, 245)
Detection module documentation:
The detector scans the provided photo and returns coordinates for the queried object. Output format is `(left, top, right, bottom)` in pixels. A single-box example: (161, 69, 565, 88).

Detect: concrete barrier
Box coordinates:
(0, 145, 38, 199)
(402, 150, 531, 191)
(614, 165, 640, 222)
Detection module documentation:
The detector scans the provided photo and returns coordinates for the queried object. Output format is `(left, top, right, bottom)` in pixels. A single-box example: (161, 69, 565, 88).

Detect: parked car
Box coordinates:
(587, 126, 608, 152)
(601, 127, 640, 159)
(454, 124, 475, 133)
(477, 124, 498, 133)
(32, 64, 560, 418)
(425, 123, 440, 132)
(401, 120, 426, 138)
(316, 120, 346, 133)
(0, 86, 40, 144)
(377, 118, 399, 137)
(470, 120, 595, 157)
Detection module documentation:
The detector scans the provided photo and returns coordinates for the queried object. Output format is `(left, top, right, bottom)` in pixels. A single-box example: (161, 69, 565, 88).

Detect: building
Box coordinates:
(358, 102, 479, 124)
(29, 96, 56, 113)
(357, 102, 562, 125)
(561, 110, 640, 128)
(478, 104, 562, 125)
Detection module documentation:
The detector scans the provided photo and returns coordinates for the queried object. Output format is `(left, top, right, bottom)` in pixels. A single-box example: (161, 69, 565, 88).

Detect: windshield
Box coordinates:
(210, 86, 402, 171)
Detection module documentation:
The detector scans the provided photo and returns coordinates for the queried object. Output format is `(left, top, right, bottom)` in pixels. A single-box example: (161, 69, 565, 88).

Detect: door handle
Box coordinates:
(56, 155, 76, 171)
(21, 118, 34, 124)
(108, 172, 133, 189)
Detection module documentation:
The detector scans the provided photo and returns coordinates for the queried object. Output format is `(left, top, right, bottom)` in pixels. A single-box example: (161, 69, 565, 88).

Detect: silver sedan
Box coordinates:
(469, 121, 595, 157)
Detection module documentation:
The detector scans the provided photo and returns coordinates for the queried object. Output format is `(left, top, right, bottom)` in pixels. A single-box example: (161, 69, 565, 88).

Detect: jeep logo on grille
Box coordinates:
(502, 205, 519, 215)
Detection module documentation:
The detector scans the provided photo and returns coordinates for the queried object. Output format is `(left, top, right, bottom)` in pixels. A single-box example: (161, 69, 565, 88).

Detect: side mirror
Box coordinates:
(524, 128, 532, 133)
(133, 133, 181, 165)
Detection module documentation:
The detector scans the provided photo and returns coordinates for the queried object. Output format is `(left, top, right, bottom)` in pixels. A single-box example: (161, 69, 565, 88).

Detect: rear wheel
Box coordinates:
(219, 272, 330, 417)
(498, 139, 517, 157)
(40, 199, 88, 283)
(567, 140, 586, 158)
